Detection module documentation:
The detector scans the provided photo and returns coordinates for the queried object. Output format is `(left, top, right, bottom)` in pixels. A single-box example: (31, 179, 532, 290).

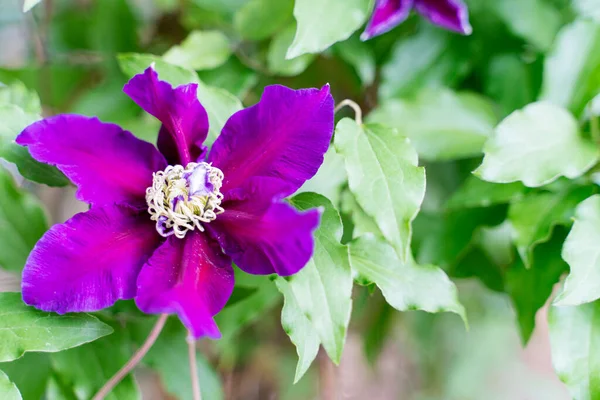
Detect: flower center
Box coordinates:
(146, 162, 224, 239)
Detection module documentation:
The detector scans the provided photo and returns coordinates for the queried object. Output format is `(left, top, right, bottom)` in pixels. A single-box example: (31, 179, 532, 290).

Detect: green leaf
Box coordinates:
(117, 53, 242, 143)
(555, 194, 600, 306)
(234, 0, 293, 40)
(0, 166, 48, 271)
(164, 30, 232, 71)
(368, 89, 497, 161)
(197, 58, 257, 98)
(475, 102, 599, 187)
(0, 292, 113, 362)
(191, 0, 250, 14)
(493, 0, 561, 51)
(275, 193, 353, 381)
(349, 235, 466, 322)
(50, 320, 139, 400)
(508, 186, 595, 267)
(0, 105, 69, 187)
(0, 81, 41, 113)
(287, 0, 370, 58)
(340, 190, 384, 240)
(574, 0, 600, 23)
(540, 20, 600, 116)
(268, 24, 315, 77)
(141, 319, 223, 400)
(334, 36, 376, 86)
(379, 27, 470, 99)
(334, 118, 426, 261)
(22, 0, 40, 12)
(506, 232, 568, 343)
(0, 370, 21, 400)
(549, 301, 600, 400)
(446, 176, 526, 210)
(296, 148, 347, 207)
(0, 353, 51, 400)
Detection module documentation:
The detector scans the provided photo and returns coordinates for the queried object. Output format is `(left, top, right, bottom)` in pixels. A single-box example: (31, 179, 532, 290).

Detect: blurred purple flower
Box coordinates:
(361, 0, 472, 40)
(17, 67, 334, 339)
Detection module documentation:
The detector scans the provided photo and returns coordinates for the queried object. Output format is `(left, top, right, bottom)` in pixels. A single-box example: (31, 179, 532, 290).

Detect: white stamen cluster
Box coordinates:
(146, 162, 224, 239)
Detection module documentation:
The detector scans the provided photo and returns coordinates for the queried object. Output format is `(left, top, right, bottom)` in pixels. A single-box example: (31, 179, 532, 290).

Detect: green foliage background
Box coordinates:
(1, 0, 600, 398)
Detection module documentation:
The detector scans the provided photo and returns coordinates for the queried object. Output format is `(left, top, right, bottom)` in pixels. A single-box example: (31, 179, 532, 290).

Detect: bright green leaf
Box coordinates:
(164, 30, 232, 71)
(540, 19, 600, 116)
(340, 190, 384, 239)
(275, 193, 353, 380)
(0, 370, 21, 400)
(0, 81, 41, 113)
(475, 102, 599, 187)
(268, 24, 315, 77)
(296, 148, 347, 207)
(197, 58, 257, 99)
(556, 195, 600, 306)
(368, 88, 497, 161)
(493, 0, 561, 50)
(22, 0, 40, 12)
(50, 320, 139, 400)
(349, 235, 466, 323)
(549, 301, 600, 400)
(0, 292, 113, 362)
(287, 0, 370, 58)
(334, 118, 426, 261)
(0, 166, 48, 272)
(574, 0, 600, 22)
(234, 0, 293, 40)
(118, 53, 199, 86)
(508, 186, 595, 267)
(0, 353, 50, 400)
(446, 176, 526, 210)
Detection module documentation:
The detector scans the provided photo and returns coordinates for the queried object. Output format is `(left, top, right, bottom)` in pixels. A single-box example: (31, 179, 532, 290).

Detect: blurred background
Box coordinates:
(0, 0, 579, 398)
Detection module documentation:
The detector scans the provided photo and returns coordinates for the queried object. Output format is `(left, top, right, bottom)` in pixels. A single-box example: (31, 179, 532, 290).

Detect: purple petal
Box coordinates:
(16, 115, 167, 208)
(135, 231, 234, 339)
(210, 198, 320, 276)
(415, 0, 472, 34)
(123, 66, 209, 165)
(361, 0, 414, 41)
(21, 205, 162, 314)
(208, 84, 334, 199)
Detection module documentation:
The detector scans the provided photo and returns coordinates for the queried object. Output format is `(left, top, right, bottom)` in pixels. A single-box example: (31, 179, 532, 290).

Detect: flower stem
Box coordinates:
(334, 99, 363, 126)
(187, 335, 202, 400)
(92, 313, 169, 400)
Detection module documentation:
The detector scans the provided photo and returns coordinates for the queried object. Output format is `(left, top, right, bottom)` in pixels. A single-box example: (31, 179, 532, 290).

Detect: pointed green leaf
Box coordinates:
(296, 148, 347, 207)
(334, 118, 426, 261)
(163, 30, 232, 71)
(368, 88, 497, 161)
(0, 353, 50, 400)
(549, 301, 600, 400)
(540, 20, 600, 116)
(508, 186, 595, 267)
(349, 235, 465, 322)
(340, 190, 384, 240)
(275, 193, 353, 381)
(556, 195, 600, 306)
(0, 81, 41, 114)
(506, 233, 568, 344)
(0, 370, 21, 400)
(287, 0, 370, 58)
(0, 166, 48, 272)
(475, 102, 599, 187)
(50, 320, 139, 400)
(0, 293, 113, 362)
(117, 53, 242, 143)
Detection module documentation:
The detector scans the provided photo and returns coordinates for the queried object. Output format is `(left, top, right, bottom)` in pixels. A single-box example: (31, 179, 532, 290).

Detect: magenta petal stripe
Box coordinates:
(123, 67, 209, 165)
(16, 114, 167, 208)
(135, 231, 234, 339)
(208, 84, 334, 198)
(21, 205, 162, 314)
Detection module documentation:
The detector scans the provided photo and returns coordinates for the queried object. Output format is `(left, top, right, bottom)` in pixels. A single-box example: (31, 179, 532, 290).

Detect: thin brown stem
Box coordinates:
(187, 335, 202, 400)
(334, 99, 363, 125)
(92, 314, 169, 400)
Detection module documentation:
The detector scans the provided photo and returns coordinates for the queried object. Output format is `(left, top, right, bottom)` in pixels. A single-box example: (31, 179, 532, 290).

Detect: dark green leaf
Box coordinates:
(234, 0, 293, 40)
(446, 176, 526, 210)
(0, 353, 50, 400)
(268, 24, 315, 77)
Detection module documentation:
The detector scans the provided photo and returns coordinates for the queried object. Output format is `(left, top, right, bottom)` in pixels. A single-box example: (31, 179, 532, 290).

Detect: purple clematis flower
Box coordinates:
(16, 66, 334, 339)
(361, 0, 472, 40)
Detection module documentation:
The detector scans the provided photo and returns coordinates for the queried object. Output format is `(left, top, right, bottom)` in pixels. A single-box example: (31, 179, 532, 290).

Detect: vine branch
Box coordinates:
(334, 99, 363, 125)
(187, 335, 202, 400)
